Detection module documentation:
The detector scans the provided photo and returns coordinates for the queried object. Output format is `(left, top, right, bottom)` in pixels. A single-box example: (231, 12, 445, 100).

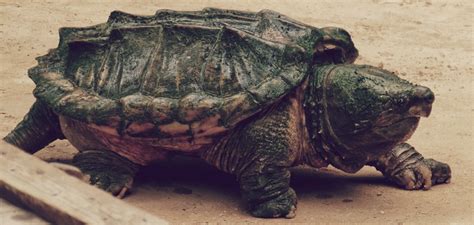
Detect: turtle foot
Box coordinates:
(72, 150, 139, 198)
(87, 169, 134, 198)
(392, 158, 451, 190)
(249, 188, 297, 218)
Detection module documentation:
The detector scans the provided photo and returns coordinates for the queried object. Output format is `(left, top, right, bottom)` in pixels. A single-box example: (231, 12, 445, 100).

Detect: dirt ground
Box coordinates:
(0, 0, 472, 224)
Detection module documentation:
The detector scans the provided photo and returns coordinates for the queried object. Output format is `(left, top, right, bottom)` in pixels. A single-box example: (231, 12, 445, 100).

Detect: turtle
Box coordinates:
(4, 8, 451, 218)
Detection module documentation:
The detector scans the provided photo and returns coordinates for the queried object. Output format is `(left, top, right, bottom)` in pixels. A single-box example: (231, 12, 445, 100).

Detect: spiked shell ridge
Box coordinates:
(29, 8, 357, 134)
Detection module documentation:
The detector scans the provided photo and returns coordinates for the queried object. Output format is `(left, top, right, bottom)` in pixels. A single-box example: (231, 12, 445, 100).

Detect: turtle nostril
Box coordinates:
(414, 86, 435, 105)
(424, 91, 435, 104)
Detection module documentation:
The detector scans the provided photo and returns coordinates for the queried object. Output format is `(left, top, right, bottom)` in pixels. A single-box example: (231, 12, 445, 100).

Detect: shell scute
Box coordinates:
(119, 94, 153, 120)
(178, 93, 221, 123)
(148, 97, 177, 124)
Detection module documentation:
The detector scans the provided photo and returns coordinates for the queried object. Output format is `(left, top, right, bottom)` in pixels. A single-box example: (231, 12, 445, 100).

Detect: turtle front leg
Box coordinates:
(203, 101, 299, 218)
(73, 150, 139, 198)
(369, 143, 451, 190)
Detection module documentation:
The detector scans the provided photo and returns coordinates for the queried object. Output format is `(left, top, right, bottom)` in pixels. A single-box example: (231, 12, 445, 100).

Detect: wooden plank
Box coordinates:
(0, 141, 168, 225)
(0, 197, 50, 225)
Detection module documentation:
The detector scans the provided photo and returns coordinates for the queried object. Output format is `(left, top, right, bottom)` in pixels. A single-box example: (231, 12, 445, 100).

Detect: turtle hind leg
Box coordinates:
(3, 100, 64, 153)
(73, 150, 139, 198)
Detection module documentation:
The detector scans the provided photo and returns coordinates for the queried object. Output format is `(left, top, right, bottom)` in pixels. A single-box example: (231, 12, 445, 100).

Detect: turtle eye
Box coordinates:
(393, 97, 407, 106)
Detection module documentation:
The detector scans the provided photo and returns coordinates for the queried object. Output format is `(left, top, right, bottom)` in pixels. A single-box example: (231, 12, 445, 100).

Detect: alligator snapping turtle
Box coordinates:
(4, 8, 450, 218)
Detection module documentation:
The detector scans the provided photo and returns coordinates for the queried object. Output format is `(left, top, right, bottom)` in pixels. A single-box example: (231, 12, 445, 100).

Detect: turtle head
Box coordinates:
(305, 64, 434, 168)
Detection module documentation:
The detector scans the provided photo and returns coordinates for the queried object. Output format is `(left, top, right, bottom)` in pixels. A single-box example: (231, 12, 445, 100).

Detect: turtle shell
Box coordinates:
(29, 8, 358, 137)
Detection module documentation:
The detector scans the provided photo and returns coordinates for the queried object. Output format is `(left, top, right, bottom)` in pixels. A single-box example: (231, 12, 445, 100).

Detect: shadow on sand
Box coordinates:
(134, 155, 392, 202)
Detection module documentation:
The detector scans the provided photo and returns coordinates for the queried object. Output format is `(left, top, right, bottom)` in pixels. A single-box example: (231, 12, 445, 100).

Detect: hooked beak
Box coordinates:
(408, 86, 435, 117)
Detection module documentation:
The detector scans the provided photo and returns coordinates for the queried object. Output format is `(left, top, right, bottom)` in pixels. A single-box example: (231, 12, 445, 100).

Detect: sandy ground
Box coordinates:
(0, 0, 472, 224)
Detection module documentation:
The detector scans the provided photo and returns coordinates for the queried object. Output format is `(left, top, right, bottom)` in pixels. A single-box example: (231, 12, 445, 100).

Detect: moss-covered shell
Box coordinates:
(29, 8, 357, 134)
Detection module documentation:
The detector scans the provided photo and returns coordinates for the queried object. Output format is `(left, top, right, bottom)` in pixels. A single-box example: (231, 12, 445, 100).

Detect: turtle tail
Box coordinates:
(3, 100, 64, 154)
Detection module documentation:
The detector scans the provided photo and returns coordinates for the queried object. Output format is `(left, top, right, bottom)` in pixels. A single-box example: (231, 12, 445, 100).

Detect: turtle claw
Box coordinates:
(104, 177, 133, 198)
(89, 172, 134, 197)
(115, 187, 129, 199)
(392, 159, 451, 190)
(424, 158, 451, 185)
